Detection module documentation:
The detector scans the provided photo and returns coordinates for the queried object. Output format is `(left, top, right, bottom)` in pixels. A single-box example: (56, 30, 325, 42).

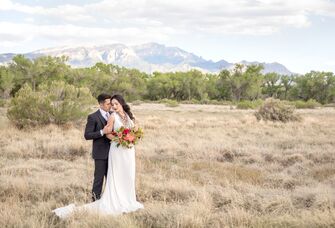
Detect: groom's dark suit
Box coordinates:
(84, 110, 111, 201)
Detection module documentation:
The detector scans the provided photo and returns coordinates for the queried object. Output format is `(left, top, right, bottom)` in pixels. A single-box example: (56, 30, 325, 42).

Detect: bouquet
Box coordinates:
(110, 126, 143, 148)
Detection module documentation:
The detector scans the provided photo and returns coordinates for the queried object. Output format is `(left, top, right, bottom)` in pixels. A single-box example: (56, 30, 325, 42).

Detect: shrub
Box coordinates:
(45, 81, 95, 124)
(164, 99, 179, 107)
(254, 98, 301, 122)
(131, 100, 142, 106)
(290, 99, 321, 109)
(178, 99, 232, 105)
(236, 100, 263, 109)
(323, 103, 335, 107)
(209, 100, 232, 106)
(7, 81, 95, 128)
(7, 84, 52, 127)
(199, 98, 210, 104)
(180, 99, 200, 104)
(0, 99, 8, 107)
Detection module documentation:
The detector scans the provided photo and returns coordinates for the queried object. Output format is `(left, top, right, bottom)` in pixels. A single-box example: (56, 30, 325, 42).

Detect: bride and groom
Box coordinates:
(53, 93, 144, 218)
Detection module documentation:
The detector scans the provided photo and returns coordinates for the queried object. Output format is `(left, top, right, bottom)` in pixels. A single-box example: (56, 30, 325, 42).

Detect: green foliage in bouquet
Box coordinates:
(110, 126, 144, 148)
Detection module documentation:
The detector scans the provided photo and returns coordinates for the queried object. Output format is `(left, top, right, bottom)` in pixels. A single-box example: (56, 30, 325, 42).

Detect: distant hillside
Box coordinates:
(0, 43, 293, 75)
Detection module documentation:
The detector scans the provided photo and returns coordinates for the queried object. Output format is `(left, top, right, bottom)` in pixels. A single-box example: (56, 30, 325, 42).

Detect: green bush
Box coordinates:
(7, 85, 52, 127)
(208, 100, 232, 105)
(236, 100, 263, 109)
(164, 99, 179, 107)
(131, 100, 143, 106)
(180, 99, 200, 104)
(323, 103, 335, 107)
(255, 98, 301, 122)
(0, 99, 8, 107)
(179, 99, 232, 105)
(199, 98, 211, 104)
(290, 99, 321, 109)
(7, 81, 95, 128)
(158, 98, 168, 103)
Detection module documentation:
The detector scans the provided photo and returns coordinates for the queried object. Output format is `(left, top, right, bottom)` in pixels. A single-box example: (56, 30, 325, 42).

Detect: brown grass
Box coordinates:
(0, 104, 335, 227)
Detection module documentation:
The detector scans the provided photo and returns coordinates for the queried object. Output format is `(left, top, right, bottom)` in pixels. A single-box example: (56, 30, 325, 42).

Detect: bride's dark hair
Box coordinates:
(111, 94, 134, 120)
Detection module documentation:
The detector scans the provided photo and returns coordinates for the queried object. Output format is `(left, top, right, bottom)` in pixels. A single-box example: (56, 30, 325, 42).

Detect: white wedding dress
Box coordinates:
(53, 112, 144, 219)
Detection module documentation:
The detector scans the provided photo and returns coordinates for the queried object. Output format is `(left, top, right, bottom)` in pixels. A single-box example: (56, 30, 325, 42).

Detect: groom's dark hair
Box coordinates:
(97, 93, 112, 104)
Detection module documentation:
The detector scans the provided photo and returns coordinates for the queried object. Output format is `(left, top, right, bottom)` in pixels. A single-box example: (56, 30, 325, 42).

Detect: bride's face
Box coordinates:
(111, 99, 123, 113)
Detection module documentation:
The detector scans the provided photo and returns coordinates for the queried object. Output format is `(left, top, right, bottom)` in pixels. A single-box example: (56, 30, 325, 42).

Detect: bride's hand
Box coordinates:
(105, 115, 115, 134)
(106, 133, 114, 140)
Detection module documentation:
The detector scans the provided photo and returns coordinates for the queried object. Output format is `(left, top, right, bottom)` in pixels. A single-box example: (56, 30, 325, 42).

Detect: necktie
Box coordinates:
(105, 112, 110, 121)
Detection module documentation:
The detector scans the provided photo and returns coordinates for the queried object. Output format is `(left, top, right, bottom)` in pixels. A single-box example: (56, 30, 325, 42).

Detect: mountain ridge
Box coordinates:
(0, 43, 293, 75)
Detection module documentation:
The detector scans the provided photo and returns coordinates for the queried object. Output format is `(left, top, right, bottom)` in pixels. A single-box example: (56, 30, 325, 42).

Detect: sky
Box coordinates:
(1, 0, 335, 74)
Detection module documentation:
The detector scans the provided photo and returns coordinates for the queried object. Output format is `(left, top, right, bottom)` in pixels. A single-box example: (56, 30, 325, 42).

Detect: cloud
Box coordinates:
(0, 0, 93, 22)
(80, 0, 334, 34)
(0, 21, 174, 51)
(325, 60, 335, 66)
(0, 0, 335, 50)
(2, 0, 335, 30)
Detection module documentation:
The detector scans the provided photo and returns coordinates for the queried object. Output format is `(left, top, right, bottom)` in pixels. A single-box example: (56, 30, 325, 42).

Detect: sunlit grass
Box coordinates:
(0, 104, 334, 227)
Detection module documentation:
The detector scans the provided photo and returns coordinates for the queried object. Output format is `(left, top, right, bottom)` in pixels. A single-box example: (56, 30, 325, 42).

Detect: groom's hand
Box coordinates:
(102, 126, 109, 135)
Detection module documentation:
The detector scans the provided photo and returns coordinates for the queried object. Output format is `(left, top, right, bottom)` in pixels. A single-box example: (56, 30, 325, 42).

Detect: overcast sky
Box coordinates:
(1, 0, 335, 73)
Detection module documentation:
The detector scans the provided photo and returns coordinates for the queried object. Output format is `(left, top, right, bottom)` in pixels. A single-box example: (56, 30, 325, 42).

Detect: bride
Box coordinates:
(53, 94, 144, 218)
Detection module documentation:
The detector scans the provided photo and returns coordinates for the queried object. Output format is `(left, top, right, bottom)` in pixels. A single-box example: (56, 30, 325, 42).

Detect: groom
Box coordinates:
(84, 93, 112, 201)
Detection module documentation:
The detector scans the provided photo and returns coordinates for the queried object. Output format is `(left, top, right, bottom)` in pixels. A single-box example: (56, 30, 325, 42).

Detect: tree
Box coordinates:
(146, 72, 176, 100)
(204, 73, 220, 100)
(262, 72, 282, 98)
(9, 55, 70, 94)
(110, 67, 148, 101)
(146, 70, 207, 101)
(7, 81, 94, 128)
(0, 66, 15, 98)
(290, 71, 335, 103)
(243, 64, 264, 100)
(280, 75, 294, 100)
(217, 64, 263, 101)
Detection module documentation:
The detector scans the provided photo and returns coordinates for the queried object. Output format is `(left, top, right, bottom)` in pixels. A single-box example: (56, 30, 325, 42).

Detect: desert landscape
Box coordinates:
(0, 103, 334, 227)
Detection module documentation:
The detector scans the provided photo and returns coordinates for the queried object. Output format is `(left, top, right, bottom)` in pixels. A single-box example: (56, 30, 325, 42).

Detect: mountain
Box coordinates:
(0, 43, 292, 75)
(238, 60, 292, 75)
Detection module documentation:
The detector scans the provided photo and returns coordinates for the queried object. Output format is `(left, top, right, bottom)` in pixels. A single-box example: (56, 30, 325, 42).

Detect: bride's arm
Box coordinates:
(105, 115, 115, 140)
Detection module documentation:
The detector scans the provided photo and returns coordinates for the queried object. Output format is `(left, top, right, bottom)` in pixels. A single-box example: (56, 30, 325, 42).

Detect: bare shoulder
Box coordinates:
(107, 114, 115, 123)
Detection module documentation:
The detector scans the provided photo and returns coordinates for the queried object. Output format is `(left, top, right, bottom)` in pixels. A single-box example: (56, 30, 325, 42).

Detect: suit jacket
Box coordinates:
(84, 110, 111, 159)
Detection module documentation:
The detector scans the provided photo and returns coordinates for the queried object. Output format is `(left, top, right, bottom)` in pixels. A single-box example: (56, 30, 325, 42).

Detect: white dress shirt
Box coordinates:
(99, 108, 110, 136)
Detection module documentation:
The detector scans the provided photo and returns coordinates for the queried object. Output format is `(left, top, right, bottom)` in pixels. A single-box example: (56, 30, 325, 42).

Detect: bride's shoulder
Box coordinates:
(108, 112, 116, 122)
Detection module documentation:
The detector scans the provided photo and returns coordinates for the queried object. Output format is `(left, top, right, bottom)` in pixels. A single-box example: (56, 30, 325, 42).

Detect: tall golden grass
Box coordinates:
(0, 104, 334, 227)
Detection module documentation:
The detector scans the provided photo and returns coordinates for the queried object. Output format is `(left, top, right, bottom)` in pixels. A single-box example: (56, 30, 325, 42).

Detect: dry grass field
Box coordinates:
(0, 104, 334, 227)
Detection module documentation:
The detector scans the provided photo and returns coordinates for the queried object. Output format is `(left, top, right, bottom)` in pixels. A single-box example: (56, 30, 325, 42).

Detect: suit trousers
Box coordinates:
(92, 159, 108, 201)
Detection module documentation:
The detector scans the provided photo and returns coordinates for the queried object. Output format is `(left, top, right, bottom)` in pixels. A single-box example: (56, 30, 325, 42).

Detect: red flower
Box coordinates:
(109, 127, 143, 148)
(123, 128, 131, 134)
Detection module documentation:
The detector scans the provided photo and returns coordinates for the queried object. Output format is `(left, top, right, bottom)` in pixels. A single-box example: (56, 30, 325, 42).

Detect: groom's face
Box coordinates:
(100, 98, 112, 112)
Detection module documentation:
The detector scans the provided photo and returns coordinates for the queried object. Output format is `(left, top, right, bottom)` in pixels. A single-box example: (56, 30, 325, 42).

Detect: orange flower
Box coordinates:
(109, 127, 143, 148)
(124, 133, 135, 142)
